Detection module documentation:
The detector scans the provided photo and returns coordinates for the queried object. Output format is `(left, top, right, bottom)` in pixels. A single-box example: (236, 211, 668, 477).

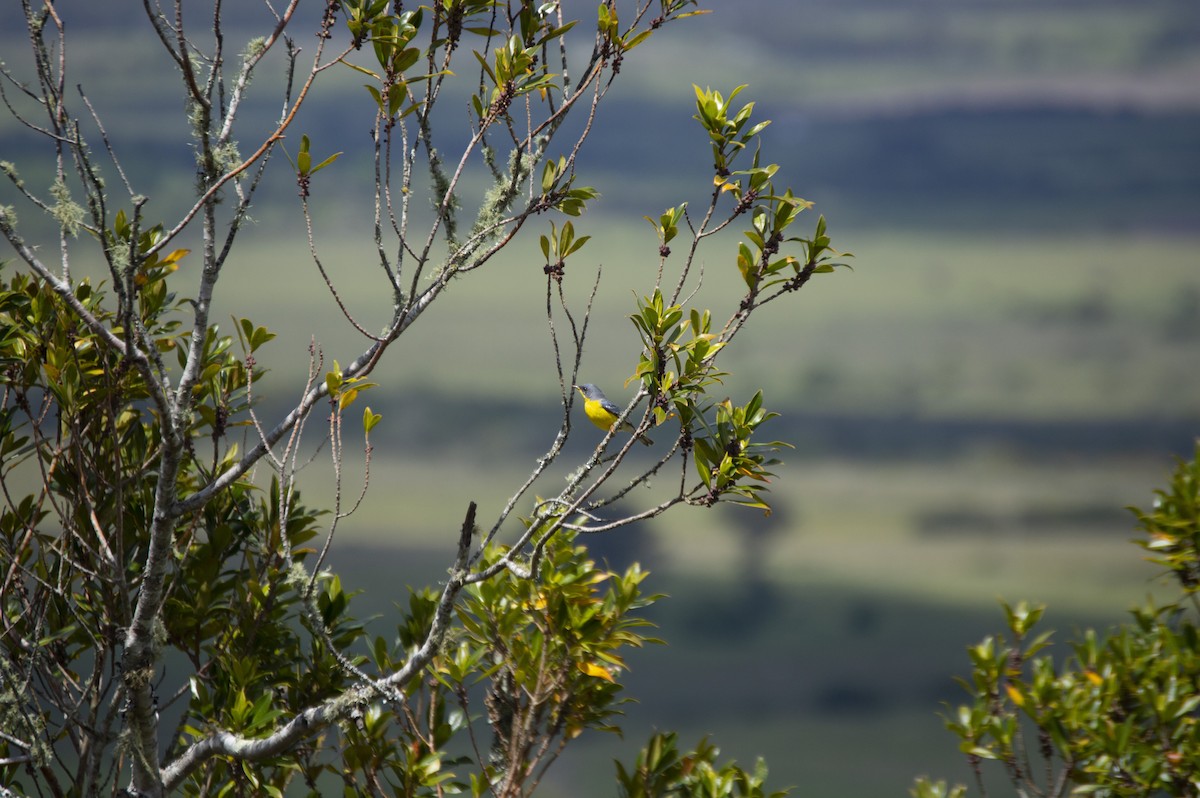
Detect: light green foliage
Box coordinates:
(325, 359, 378, 412)
(539, 219, 590, 280)
(616, 732, 789, 798)
(911, 778, 968, 798)
(924, 444, 1200, 797)
(349, 7, 427, 120)
(630, 291, 787, 513)
(453, 535, 663, 793)
(539, 156, 600, 218)
(1133, 444, 1200, 595)
(644, 203, 687, 252)
(691, 86, 850, 294)
(617, 84, 849, 515)
(0, 261, 676, 793)
(0, 2, 818, 796)
(692, 85, 771, 179)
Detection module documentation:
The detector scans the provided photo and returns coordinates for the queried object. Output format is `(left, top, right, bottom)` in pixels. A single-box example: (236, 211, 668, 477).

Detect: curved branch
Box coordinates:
(161, 501, 477, 791)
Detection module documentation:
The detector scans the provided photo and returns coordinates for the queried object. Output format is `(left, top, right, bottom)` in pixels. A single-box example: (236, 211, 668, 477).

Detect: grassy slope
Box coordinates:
(221, 222, 1200, 418)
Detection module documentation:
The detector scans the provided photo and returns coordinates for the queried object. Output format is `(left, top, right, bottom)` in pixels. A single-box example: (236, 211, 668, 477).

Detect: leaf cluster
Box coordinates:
(629, 290, 787, 513)
(0, 270, 314, 795)
(1132, 442, 1200, 594)
(1, 3, 825, 796)
(447, 533, 663, 795)
(616, 732, 790, 798)
(920, 444, 1200, 797)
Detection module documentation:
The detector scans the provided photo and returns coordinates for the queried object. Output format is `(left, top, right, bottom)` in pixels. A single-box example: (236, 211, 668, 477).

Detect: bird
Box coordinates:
(573, 383, 653, 446)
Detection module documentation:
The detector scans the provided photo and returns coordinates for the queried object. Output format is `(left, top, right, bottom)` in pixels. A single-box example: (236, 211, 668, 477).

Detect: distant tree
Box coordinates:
(0, 1, 847, 796)
(912, 443, 1200, 798)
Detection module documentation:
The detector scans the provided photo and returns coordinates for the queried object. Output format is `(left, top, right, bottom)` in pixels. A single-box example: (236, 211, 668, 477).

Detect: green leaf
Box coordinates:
(622, 29, 653, 51)
(297, 134, 312, 175)
(341, 59, 382, 80)
(325, 362, 343, 395)
(310, 150, 343, 176)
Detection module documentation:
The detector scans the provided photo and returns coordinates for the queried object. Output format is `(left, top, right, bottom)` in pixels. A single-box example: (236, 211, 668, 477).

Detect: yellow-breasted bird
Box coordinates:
(574, 383, 653, 446)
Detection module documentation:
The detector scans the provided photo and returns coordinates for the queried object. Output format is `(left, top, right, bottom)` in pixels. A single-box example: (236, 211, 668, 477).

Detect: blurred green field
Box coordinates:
(220, 222, 1200, 417)
(318, 445, 1170, 610)
(224, 212, 1196, 795)
(206, 214, 1197, 796)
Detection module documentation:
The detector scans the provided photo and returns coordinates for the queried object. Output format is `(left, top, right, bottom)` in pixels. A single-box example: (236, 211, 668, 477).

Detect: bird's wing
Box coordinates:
(599, 398, 622, 417)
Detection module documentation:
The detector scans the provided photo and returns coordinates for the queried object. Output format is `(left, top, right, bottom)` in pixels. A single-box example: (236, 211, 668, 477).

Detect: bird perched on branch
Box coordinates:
(574, 383, 653, 446)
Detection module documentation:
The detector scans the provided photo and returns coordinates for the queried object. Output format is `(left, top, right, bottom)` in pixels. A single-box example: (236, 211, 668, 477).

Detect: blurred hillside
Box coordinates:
(2, 2, 1199, 796)
(4, 1, 1198, 231)
(589, 0, 1200, 229)
(7, 0, 1193, 421)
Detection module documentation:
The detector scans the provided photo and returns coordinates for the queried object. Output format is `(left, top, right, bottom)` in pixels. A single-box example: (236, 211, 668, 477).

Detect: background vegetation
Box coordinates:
(1, 0, 1197, 795)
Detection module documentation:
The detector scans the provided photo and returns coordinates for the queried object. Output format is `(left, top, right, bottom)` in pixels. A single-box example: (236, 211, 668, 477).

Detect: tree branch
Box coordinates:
(161, 501, 478, 791)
